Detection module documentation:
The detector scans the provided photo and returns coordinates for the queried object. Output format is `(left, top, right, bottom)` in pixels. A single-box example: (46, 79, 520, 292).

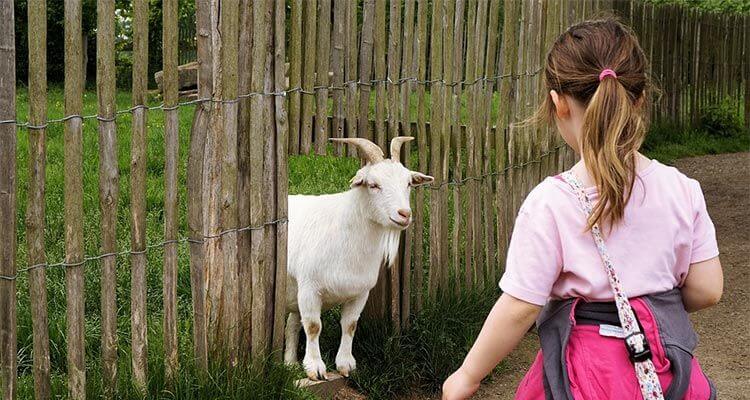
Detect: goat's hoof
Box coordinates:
(336, 355, 357, 377)
(303, 358, 328, 381)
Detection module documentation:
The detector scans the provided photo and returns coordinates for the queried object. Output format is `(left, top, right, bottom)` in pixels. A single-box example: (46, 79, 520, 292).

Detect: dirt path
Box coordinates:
(472, 152, 750, 399)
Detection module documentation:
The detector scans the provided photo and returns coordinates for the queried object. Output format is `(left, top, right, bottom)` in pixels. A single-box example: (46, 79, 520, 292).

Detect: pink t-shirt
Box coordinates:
(499, 160, 719, 306)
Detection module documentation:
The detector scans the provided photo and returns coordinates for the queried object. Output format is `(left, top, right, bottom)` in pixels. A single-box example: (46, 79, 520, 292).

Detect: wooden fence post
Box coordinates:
(272, 0, 289, 358)
(131, 0, 149, 391)
(63, 0, 86, 397)
(427, 0, 444, 299)
(219, 0, 240, 368)
(400, 0, 417, 327)
(413, 0, 428, 313)
(315, 0, 331, 155)
(187, 0, 210, 374)
(301, 0, 317, 154)
(163, 0, 179, 382)
(358, 0, 376, 143)
(331, 0, 346, 156)
(97, 0, 120, 395)
(374, 0, 387, 150)
(26, 0, 52, 396)
(0, 0, 16, 398)
(237, 0, 254, 356)
(250, 0, 275, 364)
(288, 0, 302, 155)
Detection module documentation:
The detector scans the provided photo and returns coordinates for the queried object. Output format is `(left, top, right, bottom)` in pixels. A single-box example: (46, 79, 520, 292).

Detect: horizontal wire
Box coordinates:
(0, 68, 552, 281)
(0, 69, 543, 128)
(0, 218, 287, 281)
(428, 144, 566, 190)
(0, 143, 567, 281)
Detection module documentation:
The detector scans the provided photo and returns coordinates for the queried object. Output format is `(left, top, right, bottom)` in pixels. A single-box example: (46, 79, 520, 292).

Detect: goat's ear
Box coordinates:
(410, 171, 434, 187)
(350, 174, 366, 188)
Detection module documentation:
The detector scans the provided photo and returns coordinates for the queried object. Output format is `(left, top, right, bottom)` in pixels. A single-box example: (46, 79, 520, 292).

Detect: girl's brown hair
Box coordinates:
(541, 17, 650, 230)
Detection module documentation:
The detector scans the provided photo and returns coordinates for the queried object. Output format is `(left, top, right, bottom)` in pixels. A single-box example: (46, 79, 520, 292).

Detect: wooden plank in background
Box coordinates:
(413, 0, 428, 312)
(0, 0, 16, 397)
(472, 0, 489, 288)
(97, 0, 120, 394)
(63, 0, 86, 396)
(26, 0, 51, 396)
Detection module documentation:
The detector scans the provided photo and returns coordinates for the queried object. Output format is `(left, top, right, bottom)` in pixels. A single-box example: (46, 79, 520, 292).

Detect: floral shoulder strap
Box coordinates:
(561, 170, 665, 400)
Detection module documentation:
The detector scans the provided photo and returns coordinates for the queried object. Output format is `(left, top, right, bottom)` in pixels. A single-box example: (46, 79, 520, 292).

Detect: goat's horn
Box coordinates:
(330, 138, 385, 164)
(390, 136, 414, 161)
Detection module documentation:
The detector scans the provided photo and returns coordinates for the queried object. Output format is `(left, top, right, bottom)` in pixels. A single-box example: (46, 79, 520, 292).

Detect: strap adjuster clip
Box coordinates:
(625, 332, 652, 363)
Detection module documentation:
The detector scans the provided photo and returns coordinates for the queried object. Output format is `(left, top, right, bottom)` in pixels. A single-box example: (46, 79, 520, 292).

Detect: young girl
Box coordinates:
(443, 18, 723, 400)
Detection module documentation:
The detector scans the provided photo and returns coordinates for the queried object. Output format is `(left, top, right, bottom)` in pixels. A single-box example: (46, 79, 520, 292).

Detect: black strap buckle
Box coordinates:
(624, 332, 652, 363)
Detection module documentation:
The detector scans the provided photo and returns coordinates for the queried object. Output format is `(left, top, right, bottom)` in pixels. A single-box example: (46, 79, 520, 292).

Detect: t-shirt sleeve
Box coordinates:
(499, 193, 563, 306)
(689, 180, 719, 263)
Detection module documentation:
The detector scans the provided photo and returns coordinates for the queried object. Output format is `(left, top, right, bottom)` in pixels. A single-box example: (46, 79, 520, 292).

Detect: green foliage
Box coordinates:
(700, 100, 745, 138)
(646, 0, 750, 14)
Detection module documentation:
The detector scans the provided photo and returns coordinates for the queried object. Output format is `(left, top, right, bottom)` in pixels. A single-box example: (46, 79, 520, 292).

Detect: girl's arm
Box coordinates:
(442, 293, 542, 400)
(681, 256, 723, 312)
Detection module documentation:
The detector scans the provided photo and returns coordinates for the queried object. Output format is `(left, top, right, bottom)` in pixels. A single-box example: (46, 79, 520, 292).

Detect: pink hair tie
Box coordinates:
(599, 68, 617, 81)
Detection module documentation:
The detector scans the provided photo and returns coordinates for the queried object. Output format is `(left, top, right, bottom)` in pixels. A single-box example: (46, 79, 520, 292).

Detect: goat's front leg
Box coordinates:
(336, 292, 369, 377)
(298, 289, 327, 380)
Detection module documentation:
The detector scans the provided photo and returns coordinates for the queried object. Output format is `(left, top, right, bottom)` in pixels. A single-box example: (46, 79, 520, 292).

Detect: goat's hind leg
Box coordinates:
(284, 312, 301, 365)
(298, 290, 327, 380)
(336, 292, 369, 377)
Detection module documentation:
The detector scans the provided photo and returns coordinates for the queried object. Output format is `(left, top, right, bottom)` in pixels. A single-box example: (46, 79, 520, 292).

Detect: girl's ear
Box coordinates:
(550, 90, 570, 119)
(410, 171, 434, 186)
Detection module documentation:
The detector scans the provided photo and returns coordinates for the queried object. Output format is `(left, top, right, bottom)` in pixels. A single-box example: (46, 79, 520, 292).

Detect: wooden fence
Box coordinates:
(0, 0, 747, 398)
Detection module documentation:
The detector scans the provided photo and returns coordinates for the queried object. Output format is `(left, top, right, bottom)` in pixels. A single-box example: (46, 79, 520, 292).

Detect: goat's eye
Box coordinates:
(368, 183, 380, 190)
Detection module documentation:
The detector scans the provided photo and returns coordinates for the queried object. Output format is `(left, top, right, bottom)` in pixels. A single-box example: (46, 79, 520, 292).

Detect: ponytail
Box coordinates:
(581, 73, 646, 230)
(540, 18, 650, 231)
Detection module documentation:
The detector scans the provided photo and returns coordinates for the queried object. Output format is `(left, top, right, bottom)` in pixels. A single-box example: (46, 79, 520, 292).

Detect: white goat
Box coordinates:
(285, 137, 433, 380)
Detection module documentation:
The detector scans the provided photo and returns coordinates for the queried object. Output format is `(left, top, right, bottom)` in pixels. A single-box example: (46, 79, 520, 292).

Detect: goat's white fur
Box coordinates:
(284, 139, 433, 380)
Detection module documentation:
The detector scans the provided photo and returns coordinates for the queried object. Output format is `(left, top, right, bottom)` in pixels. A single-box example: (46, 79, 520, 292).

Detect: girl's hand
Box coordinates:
(442, 368, 480, 400)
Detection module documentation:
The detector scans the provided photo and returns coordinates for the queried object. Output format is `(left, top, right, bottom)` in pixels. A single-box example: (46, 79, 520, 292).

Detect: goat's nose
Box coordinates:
(397, 209, 412, 219)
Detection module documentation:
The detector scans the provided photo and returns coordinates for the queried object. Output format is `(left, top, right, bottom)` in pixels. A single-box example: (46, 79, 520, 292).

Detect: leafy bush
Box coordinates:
(700, 100, 745, 138)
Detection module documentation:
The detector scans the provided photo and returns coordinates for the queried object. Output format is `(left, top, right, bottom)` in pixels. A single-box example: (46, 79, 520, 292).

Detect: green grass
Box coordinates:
(643, 123, 750, 164)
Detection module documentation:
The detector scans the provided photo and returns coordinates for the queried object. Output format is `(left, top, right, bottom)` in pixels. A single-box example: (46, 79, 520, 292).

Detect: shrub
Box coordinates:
(700, 100, 745, 138)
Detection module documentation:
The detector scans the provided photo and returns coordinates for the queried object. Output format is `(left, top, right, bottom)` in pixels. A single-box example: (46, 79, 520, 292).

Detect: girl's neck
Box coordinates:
(571, 152, 652, 188)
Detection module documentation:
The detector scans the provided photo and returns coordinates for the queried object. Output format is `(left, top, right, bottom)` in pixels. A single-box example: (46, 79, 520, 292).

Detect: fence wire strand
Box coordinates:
(0, 69, 542, 128)
(0, 68, 552, 281)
